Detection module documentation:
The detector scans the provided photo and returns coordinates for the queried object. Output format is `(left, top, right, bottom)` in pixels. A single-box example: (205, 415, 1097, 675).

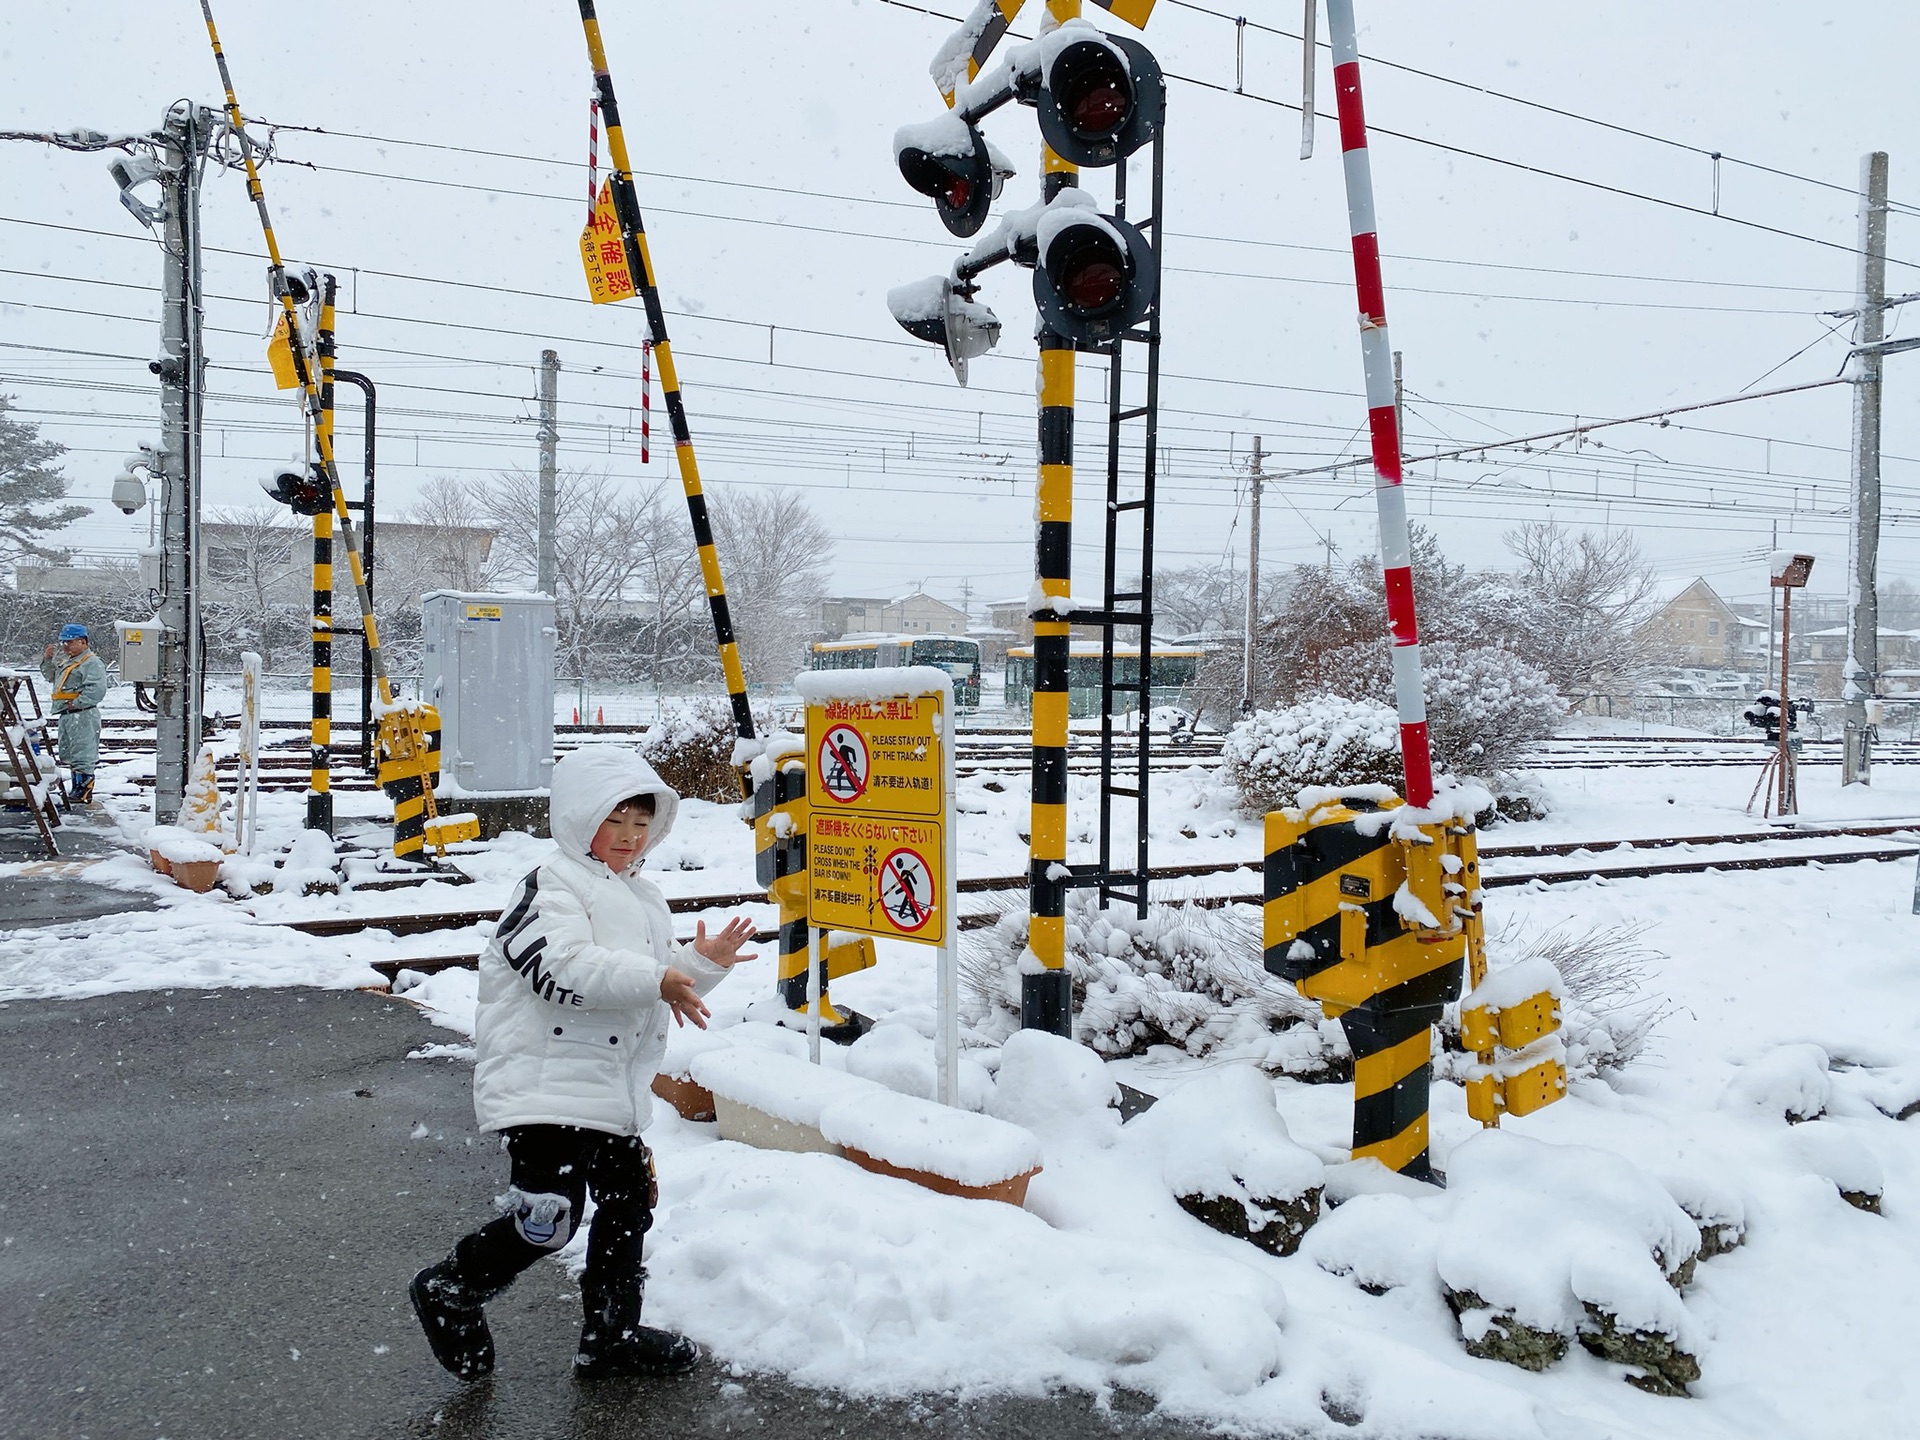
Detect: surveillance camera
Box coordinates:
(111, 470, 148, 515)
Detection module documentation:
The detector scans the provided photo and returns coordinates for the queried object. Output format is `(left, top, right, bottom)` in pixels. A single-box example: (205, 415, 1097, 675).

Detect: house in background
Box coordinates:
(1643, 578, 1768, 669)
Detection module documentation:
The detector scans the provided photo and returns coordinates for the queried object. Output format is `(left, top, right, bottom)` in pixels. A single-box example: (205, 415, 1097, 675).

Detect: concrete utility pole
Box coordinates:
(536, 348, 560, 596)
(1241, 435, 1263, 714)
(152, 104, 211, 822)
(1844, 152, 1889, 786)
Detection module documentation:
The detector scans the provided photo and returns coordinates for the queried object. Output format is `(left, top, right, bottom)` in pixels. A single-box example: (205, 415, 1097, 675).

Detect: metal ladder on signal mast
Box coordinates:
(1, 672, 67, 858)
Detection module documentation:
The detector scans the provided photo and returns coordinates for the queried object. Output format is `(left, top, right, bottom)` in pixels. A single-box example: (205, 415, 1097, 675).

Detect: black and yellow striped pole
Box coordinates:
(200, 1, 473, 862)
(1023, 0, 1084, 1037)
(575, 1, 755, 753)
(308, 275, 336, 836)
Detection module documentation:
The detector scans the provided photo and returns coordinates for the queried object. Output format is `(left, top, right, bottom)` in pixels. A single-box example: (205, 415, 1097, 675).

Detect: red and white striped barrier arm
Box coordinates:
(641, 339, 652, 463)
(1327, 0, 1433, 805)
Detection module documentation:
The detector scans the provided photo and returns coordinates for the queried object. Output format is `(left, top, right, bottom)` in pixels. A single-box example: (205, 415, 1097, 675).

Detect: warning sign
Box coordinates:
(816, 724, 869, 804)
(579, 179, 636, 304)
(805, 695, 942, 817)
(808, 813, 944, 944)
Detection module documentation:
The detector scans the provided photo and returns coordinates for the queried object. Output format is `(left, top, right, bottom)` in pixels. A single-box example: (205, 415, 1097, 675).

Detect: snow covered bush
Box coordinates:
(961, 894, 1344, 1080)
(1222, 696, 1401, 816)
(1311, 639, 1568, 780)
(639, 699, 779, 803)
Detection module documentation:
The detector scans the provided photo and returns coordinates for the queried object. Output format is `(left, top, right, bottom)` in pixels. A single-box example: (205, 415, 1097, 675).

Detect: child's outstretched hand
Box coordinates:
(659, 968, 711, 1029)
(691, 916, 759, 969)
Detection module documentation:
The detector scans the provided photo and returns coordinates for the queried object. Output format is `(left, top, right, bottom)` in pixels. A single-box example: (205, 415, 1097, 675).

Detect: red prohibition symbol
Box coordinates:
(878, 847, 934, 932)
(817, 723, 869, 803)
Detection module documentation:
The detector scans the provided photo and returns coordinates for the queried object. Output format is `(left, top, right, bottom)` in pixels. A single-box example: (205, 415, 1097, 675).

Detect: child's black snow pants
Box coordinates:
(442, 1124, 656, 1315)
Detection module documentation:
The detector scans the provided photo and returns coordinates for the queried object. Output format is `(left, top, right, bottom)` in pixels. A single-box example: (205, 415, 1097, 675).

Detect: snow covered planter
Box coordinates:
(1436, 1132, 1704, 1396)
(1128, 1067, 1325, 1255)
(690, 1044, 1044, 1204)
(144, 825, 223, 894)
(1222, 697, 1401, 817)
(961, 893, 1341, 1080)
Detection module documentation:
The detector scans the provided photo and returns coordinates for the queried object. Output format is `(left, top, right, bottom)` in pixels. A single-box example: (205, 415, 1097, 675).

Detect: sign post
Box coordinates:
(797, 670, 959, 1104)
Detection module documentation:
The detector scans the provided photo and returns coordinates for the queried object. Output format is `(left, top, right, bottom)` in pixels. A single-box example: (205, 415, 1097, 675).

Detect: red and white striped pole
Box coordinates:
(1326, 0, 1433, 806)
(587, 95, 600, 217)
(640, 339, 652, 463)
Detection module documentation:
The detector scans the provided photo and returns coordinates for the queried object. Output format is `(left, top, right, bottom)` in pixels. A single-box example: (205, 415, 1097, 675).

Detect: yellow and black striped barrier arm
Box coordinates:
(308, 276, 336, 835)
(199, 0, 392, 711)
(1263, 794, 1470, 1181)
(577, 1, 755, 755)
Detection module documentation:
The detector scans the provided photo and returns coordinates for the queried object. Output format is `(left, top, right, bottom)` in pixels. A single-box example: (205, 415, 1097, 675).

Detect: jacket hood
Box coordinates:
(549, 745, 679, 863)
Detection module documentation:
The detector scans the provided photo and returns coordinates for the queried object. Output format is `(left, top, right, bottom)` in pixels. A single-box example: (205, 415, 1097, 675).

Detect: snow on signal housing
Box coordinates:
(260, 464, 332, 517)
(894, 115, 1011, 239)
(1034, 212, 1158, 347)
(1029, 32, 1164, 168)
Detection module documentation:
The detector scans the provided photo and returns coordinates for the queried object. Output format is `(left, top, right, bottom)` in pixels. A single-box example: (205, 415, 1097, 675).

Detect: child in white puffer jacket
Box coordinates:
(409, 746, 756, 1382)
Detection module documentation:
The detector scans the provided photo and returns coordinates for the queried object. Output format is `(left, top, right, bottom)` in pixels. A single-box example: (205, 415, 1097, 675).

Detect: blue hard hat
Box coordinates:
(59, 623, 88, 642)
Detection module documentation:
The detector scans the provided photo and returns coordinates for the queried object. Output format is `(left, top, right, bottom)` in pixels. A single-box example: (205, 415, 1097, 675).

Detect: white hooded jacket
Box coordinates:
(471, 746, 729, 1136)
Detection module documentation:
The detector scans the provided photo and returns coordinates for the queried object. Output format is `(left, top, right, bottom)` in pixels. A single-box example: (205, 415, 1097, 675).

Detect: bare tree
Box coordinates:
(390, 475, 503, 597)
(706, 487, 834, 685)
(485, 467, 684, 680)
(1501, 522, 1662, 700)
(203, 506, 304, 670)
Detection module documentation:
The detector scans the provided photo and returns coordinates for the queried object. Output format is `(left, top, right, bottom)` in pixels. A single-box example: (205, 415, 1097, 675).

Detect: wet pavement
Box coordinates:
(0, 986, 1251, 1440)
(0, 808, 158, 930)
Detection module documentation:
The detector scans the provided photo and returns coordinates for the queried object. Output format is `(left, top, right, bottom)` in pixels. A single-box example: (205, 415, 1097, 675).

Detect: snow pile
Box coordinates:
(985, 1028, 1119, 1143)
(1435, 1131, 1702, 1388)
(961, 895, 1331, 1076)
(892, 110, 972, 162)
(1300, 1190, 1440, 1295)
(1722, 1042, 1833, 1122)
(793, 668, 953, 705)
(1784, 1118, 1885, 1211)
(275, 828, 338, 895)
(1126, 1066, 1325, 1255)
(819, 1087, 1043, 1189)
(1222, 698, 1402, 816)
(844, 1021, 995, 1112)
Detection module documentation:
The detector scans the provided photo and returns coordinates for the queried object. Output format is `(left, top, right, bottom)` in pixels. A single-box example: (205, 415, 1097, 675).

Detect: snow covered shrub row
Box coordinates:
(960, 894, 1346, 1080)
(1223, 644, 1566, 819)
(638, 699, 781, 803)
(1221, 695, 1402, 817)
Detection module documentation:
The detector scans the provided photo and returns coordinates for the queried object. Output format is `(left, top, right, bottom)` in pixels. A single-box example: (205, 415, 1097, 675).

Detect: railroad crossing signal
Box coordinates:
(1033, 209, 1158, 346)
(895, 118, 1010, 237)
(1028, 31, 1164, 168)
(260, 464, 332, 516)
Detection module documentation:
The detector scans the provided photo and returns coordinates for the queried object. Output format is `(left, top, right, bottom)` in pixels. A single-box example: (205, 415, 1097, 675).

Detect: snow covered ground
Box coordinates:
(4, 736, 1917, 1438)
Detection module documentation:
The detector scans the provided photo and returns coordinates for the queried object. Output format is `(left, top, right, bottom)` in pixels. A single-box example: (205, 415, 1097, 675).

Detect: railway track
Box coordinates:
(270, 821, 1918, 981)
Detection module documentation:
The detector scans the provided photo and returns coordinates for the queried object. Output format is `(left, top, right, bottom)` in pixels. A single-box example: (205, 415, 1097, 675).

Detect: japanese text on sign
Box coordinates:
(579, 179, 636, 304)
(808, 813, 945, 944)
(805, 694, 942, 818)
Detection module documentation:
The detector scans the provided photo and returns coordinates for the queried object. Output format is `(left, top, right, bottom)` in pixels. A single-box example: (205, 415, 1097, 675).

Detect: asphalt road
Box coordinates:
(0, 987, 1242, 1440)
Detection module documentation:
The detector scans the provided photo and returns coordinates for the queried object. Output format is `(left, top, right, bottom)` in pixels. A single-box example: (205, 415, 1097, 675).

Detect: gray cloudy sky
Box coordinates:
(3, 1, 1917, 614)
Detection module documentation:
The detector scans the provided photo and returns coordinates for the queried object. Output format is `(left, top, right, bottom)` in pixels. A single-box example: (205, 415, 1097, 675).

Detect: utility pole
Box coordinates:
(1844, 152, 1889, 787)
(537, 348, 560, 596)
(1242, 436, 1263, 714)
(152, 104, 211, 823)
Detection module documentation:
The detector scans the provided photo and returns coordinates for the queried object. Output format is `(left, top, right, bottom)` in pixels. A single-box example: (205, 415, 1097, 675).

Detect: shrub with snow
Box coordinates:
(1222, 696, 1402, 817)
(1721, 1042, 1832, 1123)
(639, 699, 781, 803)
(960, 894, 1341, 1079)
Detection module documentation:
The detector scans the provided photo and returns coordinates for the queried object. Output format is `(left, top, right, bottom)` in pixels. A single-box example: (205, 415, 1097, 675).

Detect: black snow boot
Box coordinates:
(409, 1263, 495, 1380)
(574, 1271, 698, 1379)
